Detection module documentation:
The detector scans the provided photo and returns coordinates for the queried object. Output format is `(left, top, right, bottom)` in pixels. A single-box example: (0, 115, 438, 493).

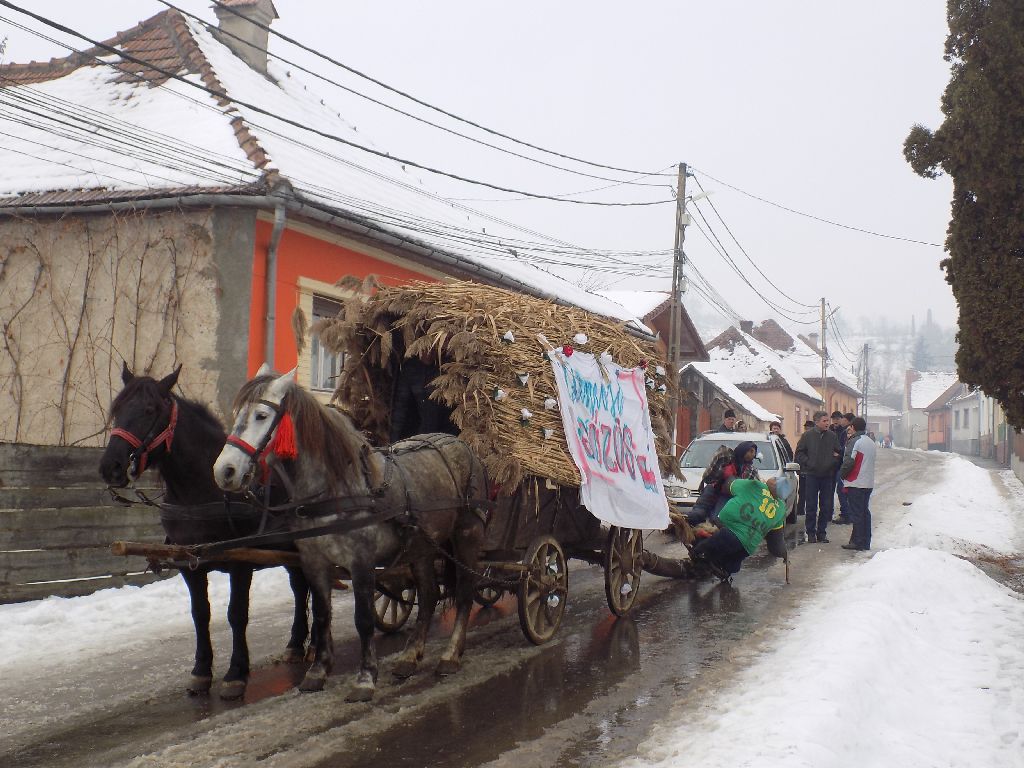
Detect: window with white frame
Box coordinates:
(310, 295, 344, 392)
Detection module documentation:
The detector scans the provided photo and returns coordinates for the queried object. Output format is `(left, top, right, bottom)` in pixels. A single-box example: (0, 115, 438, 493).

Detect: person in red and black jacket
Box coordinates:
(686, 440, 759, 526)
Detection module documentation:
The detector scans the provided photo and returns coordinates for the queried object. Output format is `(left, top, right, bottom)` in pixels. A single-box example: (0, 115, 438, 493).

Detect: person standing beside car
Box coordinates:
(794, 410, 841, 543)
(770, 420, 793, 462)
(840, 416, 876, 551)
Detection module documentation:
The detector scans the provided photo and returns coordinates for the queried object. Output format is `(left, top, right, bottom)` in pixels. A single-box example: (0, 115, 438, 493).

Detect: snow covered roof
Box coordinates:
(704, 326, 823, 403)
(751, 319, 860, 395)
(909, 371, 960, 410)
(0, 10, 649, 332)
(596, 290, 669, 321)
(864, 401, 901, 418)
(684, 362, 781, 423)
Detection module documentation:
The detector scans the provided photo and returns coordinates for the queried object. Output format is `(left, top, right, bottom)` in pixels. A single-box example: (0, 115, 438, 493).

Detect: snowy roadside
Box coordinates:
(625, 452, 1024, 768)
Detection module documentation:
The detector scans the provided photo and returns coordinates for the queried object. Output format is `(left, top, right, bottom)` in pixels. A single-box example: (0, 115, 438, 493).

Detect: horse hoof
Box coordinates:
(187, 675, 212, 695)
(220, 680, 247, 700)
(281, 647, 305, 664)
(391, 660, 418, 679)
(344, 683, 375, 703)
(298, 670, 327, 693)
(435, 658, 461, 677)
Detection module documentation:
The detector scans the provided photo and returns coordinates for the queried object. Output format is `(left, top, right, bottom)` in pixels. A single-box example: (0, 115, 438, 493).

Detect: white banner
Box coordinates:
(550, 351, 670, 530)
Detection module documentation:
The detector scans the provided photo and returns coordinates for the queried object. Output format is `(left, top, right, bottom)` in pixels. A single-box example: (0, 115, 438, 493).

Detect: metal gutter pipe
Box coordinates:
(263, 203, 286, 367)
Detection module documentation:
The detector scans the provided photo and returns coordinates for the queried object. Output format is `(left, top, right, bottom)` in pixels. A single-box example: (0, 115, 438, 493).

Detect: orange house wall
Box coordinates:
(248, 220, 437, 374)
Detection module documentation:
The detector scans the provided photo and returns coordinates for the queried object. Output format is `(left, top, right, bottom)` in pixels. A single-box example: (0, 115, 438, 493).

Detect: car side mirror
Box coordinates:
(785, 462, 800, 472)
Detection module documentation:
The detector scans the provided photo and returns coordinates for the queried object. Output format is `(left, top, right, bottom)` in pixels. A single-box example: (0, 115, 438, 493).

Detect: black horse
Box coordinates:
(99, 363, 315, 700)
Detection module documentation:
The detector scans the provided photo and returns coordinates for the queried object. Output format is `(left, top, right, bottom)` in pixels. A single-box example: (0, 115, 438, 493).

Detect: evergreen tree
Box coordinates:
(904, 0, 1024, 427)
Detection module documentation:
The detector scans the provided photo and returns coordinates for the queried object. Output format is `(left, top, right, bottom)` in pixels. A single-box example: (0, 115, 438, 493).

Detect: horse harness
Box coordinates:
(110, 398, 179, 477)
(190, 432, 492, 559)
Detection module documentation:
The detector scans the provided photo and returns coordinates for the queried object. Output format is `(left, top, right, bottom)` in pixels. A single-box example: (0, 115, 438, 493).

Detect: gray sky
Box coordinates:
(0, 1, 957, 333)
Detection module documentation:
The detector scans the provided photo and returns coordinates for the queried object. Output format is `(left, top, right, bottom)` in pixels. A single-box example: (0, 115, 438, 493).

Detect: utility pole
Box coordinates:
(820, 297, 828, 414)
(862, 343, 870, 420)
(667, 162, 688, 455)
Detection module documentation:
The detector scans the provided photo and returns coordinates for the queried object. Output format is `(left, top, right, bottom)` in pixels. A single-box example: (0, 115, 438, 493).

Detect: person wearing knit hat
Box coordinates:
(717, 408, 737, 432)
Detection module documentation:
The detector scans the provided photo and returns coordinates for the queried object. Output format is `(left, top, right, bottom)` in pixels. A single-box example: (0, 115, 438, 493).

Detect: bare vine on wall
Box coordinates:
(0, 208, 218, 446)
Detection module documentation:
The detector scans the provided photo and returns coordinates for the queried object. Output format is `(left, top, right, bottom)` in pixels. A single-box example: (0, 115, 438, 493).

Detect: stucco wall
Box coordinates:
(741, 388, 822, 435)
(0, 209, 226, 446)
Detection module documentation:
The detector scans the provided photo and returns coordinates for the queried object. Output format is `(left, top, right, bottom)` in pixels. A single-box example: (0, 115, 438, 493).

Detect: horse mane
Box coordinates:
(110, 376, 224, 437)
(234, 375, 373, 490)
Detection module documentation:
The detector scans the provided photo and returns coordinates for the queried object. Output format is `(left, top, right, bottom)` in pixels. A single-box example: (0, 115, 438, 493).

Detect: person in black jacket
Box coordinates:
(716, 409, 737, 432)
(793, 410, 841, 543)
(832, 412, 854, 524)
(770, 420, 793, 462)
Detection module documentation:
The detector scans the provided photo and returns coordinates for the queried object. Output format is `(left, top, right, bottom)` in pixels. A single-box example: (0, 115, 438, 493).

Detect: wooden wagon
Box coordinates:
(111, 277, 689, 643)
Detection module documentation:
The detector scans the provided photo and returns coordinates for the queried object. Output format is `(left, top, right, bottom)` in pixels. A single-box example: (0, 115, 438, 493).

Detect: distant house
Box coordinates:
(680, 362, 781, 441)
(746, 320, 861, 416)
(703, 324, 823, 435)
(901, 370, 960, 449)
(948, 387, 982, 456)
(0, 2, 654, 445)
(864, 401, 901, 444)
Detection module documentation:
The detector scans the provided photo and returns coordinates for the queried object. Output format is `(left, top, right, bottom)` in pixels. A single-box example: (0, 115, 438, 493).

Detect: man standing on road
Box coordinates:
(794, 410, 841, 543)
(770, 420, 794, 462)
(832, 412, 853, 525)
(840, 416, 876, 551)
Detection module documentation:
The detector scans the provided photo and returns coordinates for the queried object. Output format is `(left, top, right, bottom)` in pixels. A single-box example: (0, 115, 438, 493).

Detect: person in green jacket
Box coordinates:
(690, 476, 791, 578)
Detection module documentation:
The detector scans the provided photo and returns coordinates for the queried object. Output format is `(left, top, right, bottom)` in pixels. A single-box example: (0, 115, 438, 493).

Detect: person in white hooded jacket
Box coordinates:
(839, 416, 876, 551)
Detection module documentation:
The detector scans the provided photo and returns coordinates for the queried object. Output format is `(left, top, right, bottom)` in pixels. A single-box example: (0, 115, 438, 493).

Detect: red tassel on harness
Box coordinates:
(268, 411, 298, 459)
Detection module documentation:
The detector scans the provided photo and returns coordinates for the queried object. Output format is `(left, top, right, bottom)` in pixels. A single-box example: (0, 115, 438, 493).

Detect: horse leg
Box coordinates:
(345, 565, 379, 702)
(180, 568, 214, 694)
(220, 565, 253, 700)
(391, 555, 439, 680)
(282, 565, 311, 663)
(298, 564, 334, 693)
(436, 521, 484, 676)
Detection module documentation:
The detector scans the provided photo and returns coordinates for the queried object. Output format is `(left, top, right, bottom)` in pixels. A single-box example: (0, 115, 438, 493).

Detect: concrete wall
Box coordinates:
(0, 210, 228, 446)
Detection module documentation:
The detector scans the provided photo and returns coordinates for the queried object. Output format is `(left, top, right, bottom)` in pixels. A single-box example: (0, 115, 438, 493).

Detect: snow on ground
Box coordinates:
(0, 567, 295, 675)
(627, 452, 1024, 768)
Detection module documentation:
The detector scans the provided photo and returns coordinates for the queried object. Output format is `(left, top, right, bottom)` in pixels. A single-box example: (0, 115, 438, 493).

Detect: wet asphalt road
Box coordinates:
(1, 448, 940, 768)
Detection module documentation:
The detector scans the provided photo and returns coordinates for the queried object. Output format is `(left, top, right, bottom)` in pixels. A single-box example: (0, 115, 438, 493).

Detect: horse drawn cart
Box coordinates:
(107, 278, 692, 697)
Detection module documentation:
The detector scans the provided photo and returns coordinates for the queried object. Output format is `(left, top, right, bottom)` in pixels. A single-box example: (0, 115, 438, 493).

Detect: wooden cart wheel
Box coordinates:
(604, 526, 643, 616)
(373, 581, 416, 633)
(474, 584, 503, 607)
(517, 534, 568, 645)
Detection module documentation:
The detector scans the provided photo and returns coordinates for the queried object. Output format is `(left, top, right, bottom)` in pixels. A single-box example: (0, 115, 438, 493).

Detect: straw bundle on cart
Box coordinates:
(312, 276, 676, 491)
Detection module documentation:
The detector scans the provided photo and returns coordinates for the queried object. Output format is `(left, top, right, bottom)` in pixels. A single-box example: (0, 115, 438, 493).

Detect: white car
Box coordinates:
(665, 431, 801, 522)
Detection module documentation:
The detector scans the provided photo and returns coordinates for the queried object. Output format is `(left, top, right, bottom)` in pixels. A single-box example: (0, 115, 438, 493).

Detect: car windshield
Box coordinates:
(680, 438, 778, 471)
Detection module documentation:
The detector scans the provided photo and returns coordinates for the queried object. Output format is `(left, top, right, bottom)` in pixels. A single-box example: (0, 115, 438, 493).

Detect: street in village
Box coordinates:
(2, 447, 1022, 768)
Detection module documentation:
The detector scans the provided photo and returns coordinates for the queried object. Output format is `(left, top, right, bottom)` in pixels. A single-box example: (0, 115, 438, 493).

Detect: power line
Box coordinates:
(209, 0, 674, 180)
(0, 1, 673, 207)
(691, 166, 944, 248)
(688, 204, 819, 326)
(691, 174, 818, 311)
(158, 0, 673, 192)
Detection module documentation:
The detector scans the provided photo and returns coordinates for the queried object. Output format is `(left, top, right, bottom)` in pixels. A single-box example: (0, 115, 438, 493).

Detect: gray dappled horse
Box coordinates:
(99, 364, 315, 700)
(213, 369, 488, 702)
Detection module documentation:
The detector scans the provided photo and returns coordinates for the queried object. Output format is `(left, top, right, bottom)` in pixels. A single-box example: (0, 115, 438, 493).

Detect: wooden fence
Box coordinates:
(0, 443, 171, 603)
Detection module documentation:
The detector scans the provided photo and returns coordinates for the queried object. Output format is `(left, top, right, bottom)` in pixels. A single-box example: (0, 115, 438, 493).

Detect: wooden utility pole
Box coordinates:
(862, 343, 870, 419)
(667, 162, 688, 454)
(820, 297, 828, 414)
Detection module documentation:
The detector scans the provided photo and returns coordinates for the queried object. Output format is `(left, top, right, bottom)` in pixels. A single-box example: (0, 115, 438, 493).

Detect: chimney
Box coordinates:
(739, 320, 754, 334)
(213, 0, 279, 75)
(807, 332, 819, 349)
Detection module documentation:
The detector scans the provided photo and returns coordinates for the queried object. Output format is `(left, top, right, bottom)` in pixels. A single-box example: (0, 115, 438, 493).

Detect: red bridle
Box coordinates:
(109, 399, 179, 476)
